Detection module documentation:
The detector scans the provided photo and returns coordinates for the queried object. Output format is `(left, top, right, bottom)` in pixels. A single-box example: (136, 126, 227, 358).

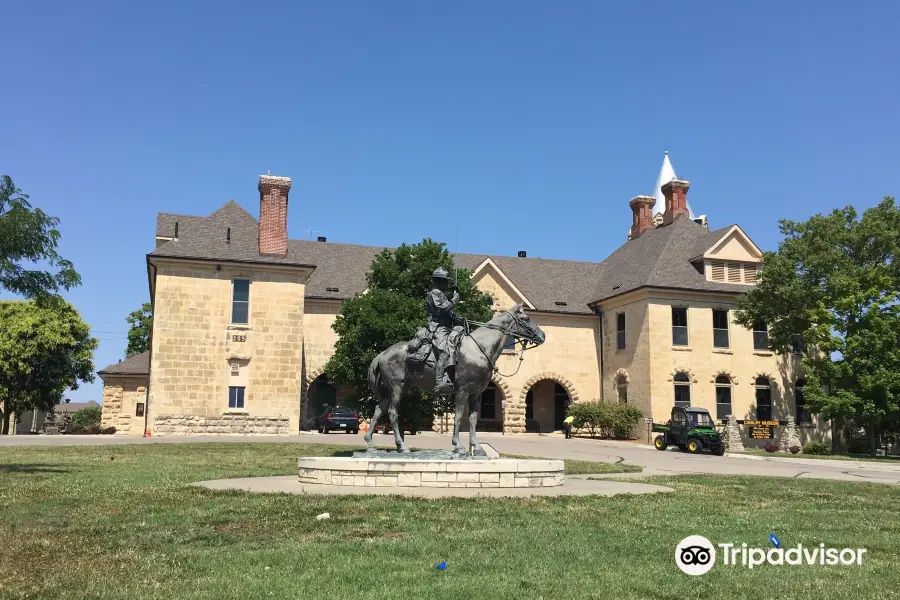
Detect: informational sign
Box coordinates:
(745, 420, 778, 439)
(644, 417, 653, 424)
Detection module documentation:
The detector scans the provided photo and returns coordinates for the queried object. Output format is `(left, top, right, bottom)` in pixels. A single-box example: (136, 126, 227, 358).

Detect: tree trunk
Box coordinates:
(1, 410, 10, 435)
(869, 420, 878, 457)
(832, 417, 849, 454)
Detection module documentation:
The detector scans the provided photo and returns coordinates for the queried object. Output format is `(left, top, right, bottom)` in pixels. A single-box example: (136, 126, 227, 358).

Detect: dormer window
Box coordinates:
(707, 260, 759, 285)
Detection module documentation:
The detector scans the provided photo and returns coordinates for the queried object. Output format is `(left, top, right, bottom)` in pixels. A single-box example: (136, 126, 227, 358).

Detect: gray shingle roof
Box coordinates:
(98, 351, 150, 377)
(148, 201, 747, 314)
(589, 217, 749, 303)
(156, 214, 205, 239)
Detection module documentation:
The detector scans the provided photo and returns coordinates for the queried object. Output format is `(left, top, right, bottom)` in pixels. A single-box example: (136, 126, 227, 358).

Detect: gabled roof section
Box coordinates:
(150, 201, 316, 269)
(698, 225, 763, 261)
(156, 214, 205, 240)
(590, 217, 750, 304)
(98, 351, 150, 377)
(469, 258, 536, 310)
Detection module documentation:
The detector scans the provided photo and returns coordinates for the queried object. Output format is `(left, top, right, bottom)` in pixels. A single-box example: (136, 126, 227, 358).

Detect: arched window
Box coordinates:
(715, 375, 732, 420)
(755, 376, 772, 420)
(796, 378, 810, 424)
(674, 372, 691, 408)
(616, 375, 628, 404)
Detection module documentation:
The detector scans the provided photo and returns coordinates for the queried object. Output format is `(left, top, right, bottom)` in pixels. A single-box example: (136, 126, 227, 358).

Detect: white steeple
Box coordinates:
(653, 151, 694, 219)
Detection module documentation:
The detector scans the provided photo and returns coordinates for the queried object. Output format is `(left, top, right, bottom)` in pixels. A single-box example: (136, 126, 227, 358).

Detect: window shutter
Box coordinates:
(727, 262, 742, 282)
(744, 263, 758, 284)
(711, 261, 725, 281)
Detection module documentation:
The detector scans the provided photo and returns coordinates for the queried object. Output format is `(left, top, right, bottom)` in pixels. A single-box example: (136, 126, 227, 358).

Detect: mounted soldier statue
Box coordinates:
(364, 266, 546, 455)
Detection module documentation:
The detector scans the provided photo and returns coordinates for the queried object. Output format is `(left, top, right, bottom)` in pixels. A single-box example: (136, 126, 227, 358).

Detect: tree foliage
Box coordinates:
(0, 175, 81, 299)
(0, 299, 98, 434)
(325, 239, 494, 420)
(126, 303, 153, 358)
(735, 198, 900, 453)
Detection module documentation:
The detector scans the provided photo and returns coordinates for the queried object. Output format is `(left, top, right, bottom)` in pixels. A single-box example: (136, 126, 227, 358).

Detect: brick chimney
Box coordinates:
(661, 179, 691, 226)
(258, 175, 291, 256)
(628, 196, 656, 239)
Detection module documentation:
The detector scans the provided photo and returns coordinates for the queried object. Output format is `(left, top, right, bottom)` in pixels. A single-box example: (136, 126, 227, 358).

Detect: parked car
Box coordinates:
(652, 406, 725, 455)
(317, 406, 359, 434)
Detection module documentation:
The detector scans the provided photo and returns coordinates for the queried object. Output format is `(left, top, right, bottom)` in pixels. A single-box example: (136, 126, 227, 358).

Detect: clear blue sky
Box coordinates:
(3, 1, 898, 404)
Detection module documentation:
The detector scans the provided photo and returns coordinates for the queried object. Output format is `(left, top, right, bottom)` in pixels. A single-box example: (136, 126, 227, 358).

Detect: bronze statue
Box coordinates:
(427, 267, 461, 395)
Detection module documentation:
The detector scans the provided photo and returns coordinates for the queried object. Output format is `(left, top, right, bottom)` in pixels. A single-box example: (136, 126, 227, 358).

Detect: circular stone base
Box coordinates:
(298, 456, 564, 489)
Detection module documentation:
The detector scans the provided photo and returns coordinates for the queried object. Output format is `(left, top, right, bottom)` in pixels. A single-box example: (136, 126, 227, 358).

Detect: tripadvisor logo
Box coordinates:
(675, 536, 868, 575)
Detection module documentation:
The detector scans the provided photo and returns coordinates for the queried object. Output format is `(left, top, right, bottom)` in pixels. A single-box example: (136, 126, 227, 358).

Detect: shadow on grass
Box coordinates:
(0, 463, 71, 474)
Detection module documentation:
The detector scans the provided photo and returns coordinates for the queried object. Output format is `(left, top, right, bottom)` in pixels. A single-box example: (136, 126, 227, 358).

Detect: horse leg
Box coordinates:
(451, 391, 467, 454)
(468, 393, 486, 456)
(388, 388, 409, 453)
(364, 398, 389, 450)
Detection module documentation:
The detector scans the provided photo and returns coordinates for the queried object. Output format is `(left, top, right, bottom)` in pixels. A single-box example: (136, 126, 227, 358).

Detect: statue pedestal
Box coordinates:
(298, 455, 564, 489)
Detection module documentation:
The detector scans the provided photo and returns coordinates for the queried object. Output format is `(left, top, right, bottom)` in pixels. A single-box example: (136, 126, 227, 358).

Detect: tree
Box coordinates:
(0, 299, 98, 434)
(71, 405, 101, 430)
(735, 198, 900, 455)
(325, 239, 494, 424)
(0, 175, 81, 298)
(126, 302, 152, 357)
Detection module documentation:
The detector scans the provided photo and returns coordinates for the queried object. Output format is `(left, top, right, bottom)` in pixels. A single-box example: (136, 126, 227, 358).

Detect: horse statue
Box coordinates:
(363, 303, 546, 454)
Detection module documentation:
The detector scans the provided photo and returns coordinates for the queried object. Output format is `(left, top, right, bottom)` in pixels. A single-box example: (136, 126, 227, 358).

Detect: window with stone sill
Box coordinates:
(712, 310, 729, 348)
(135, 403, 145, 417)
(674, 372, 691, 408)
(714, 375, 732, 421)
(616, 312, 626, 350)
(796, 378, 811, 425)
(752, 320, 769, 350)
(755, 377, 772, 420)
(228, 386, 245, 409)
(672, 307, 688, 346)
(231, 279, 250, 324)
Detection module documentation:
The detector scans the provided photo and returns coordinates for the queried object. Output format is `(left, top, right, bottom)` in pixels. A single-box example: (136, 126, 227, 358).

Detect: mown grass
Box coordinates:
(501, 453, 644, 475)
(738, 448, 900, 462)
(1, 443, 898, 599)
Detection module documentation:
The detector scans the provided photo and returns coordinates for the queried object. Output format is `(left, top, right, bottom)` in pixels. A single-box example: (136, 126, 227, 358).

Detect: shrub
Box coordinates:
(566, 402, 643, 439)
(73, 424, 102, 435)
(802, 441, 831, 455)
(763, 441, 779, 453)
(71, 406, 101, 430)
(101, 426, 117, 435)
(789, 445, 801, 454)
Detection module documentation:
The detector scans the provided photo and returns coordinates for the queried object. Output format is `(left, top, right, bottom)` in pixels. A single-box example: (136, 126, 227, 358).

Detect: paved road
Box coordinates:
(3, 431, 899, 485)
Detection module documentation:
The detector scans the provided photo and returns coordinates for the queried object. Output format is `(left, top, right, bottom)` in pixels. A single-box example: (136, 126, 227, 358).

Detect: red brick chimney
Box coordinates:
(258, 175, 291, 256)
(661, 179, 691, 226)
(628, 195, 656, 239)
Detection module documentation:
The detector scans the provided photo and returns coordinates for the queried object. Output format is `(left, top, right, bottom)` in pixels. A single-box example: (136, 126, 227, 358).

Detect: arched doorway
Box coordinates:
(308, 374, 337, 427)
(477, 382, 504, 432)
(523, 379, 571, 433)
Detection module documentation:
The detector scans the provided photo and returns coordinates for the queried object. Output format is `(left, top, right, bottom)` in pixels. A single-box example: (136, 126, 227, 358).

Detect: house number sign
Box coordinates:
(232, 334, 247, 342)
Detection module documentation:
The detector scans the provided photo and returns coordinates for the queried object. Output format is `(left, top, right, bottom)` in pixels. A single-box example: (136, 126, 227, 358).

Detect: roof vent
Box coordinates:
(554, 301, 568, 306)
(326, 286, 339, 293)
(226, 227, 231, 244)
(174, 221, 179, 239)
(612, 283, 622, 290)
(317, 236, 326, 242)
(517, 250, 526, 258)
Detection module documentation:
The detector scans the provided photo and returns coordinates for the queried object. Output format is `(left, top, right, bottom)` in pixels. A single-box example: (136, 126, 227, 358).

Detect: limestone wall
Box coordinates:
(100, 376, 148, 434)
(599, 297, 651, 415)
(148, 261, 309, 435)
(644, 292, 829, 442)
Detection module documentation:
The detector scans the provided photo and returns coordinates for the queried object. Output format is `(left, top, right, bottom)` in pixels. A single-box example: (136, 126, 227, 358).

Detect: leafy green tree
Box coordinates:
(735, 198, 900, 455)
(126, 302, 152, 357)
(325, 239, 493, 424)
(0, 175, 81, 298)
(0, 299, 98, 434)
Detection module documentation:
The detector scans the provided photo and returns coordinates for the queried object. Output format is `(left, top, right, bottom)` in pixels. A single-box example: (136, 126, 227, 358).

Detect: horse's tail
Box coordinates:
(368, 354, 383, 400)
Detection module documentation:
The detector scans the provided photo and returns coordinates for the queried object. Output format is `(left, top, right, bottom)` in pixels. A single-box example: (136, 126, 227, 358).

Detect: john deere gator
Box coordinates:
(652, 406, 725, 456)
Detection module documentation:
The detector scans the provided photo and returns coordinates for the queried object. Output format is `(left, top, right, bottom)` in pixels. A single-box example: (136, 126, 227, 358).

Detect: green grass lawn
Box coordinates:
(1, 443, 898, 600)
(738, 448, 900, 462)
(501, 454, 643, 475)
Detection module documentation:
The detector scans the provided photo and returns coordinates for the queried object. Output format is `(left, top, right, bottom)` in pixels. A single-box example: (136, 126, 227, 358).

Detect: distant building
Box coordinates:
(98, 155, 829, 446)
(14, 400, 100, 435)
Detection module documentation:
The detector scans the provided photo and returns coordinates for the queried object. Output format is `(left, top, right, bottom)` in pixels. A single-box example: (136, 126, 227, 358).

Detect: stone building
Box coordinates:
(98, 157, 830, 445)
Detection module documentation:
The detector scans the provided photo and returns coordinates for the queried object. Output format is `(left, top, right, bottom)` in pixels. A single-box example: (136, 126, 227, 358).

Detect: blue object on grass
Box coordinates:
(435, 561, 447, 570)
(769, 533, 781, 548)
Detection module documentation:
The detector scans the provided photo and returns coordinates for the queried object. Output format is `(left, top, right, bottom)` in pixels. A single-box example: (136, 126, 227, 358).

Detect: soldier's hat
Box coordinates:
(431, 267, 451, 281)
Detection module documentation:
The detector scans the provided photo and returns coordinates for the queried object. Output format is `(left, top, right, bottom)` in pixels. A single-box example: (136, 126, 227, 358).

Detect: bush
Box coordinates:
(566, 402, 643, 439)
(101, 426, 117, 435)
(71, 406, 101, 430)
(802, 441, 831, 455)
(73, 424, 102, 435)
(789, 445, 801, 454)
(763, 441, 779, 453)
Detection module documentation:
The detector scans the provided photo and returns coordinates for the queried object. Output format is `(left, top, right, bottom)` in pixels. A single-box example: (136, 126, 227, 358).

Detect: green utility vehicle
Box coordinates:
(652, 406, 725, 455)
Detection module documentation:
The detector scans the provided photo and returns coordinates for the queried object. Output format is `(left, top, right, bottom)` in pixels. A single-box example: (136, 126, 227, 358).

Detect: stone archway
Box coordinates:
(517, 372, 579, 434)
(301, 365, 328, 430)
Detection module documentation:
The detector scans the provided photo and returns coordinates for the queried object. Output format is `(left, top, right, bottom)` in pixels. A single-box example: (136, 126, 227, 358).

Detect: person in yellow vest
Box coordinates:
(563, 414, 574, 439)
